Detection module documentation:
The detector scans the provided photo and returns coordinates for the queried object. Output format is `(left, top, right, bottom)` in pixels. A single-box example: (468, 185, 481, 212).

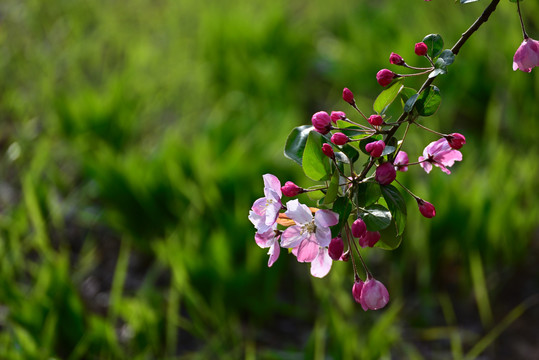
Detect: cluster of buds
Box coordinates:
(249, 0, 535, 312)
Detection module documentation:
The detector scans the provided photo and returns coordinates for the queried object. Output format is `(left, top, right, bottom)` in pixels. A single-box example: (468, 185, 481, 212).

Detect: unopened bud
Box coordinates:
(445, 133, 466, 150)
(414, 42, 428, 56)
(358, 231, 380, 248)
(352, 279, 364, 304)
(352, 218, 367, 238)
(375, 162, 397, 185)
(360, 278, 389, 311)
(368, 114, 384, 126)
(365, 140, 386, 158)
(281, 181, 303, 197)
(331, 132, 350, 146)
(376, 69, 397, 87)
(330, 111, 346, 124)
(416, 198, 436, 218)
(311, 111, 332, 134)
(328, 236, 344, 261)
(322, 143, 335, 159)
(389, 52, 405, 65)
(342, 88, 355, 105)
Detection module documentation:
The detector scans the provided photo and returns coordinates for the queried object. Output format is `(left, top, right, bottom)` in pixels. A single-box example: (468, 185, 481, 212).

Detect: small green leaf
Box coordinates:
(332, 196, 353, 237)
(373, 79, 404, 114)
(324, 172, 340, 205)
(340, 143, 360, 163)
(376, 235, 403, 250)
(381, 184, 407, 237)
(302, 131, 331, 181)
(361, 204, 392, 232)
(381, 145, 396, 157)
(416, 85, 441, 116)
(284, 125, 313, 165)
(422, 34, 444, 58)
(439, 49, 455, 66)
(404, 93, 419, 113)
(356, 182, 381, 208)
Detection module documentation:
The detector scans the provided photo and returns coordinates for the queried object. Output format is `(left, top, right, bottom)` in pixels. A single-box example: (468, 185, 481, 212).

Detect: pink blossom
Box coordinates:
(358, 231, 380, 248)
(360, 278, 390, 311)
(375, 162, 397, 185)
(445, 133, 466, 150)
(351, 218, 367, 239)
(342, 88, 355, 105)
(415, 42, 428, 56)
(365, 140, 386, 158)
(328, 236, 344, 261)
(310, 247, 333, 278)
(394, 151, 409, 172)
(281, 181, 303, 197)
(419, 138, 462, 175)
(322, 143, 335, 159)
(352, 279, 364, 304)
(254, 224, 281, 267)
(389, 52, 405, 65)
(280, 199, 339, 263)
(513, 37, 539, 73)
(376, 69, 396, 87)
(248, 174, 282, 233)
(417, 199, 436, 218)
(331, 132, 349, 146)
(311, 111, 332, 134)
(330, 111, 346, 124)
(368, 114, 384, 126)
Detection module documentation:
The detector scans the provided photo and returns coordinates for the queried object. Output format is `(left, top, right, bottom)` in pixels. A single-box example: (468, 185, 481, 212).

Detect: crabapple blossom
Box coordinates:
(375, 162, 397, 185)
(513, 37, 539, 73)
(352, 218, 367, 239)
(352, 279, 364, 304)
(389, 52, 405, 65)
(414, 42, 428, 56)
(331, 132, 349, 146)
(280, 199, 339, 262)
(360, 278, 390, 311)
(281, 181, 303, 197)
(368, 114, 384, 126)
(310, 247, 333, 278)
(311, 111, 332, 134)
(328, 236, 344, 261)
(254, 224, 281, 267)
(394, 151, 409, 172)
(358, 231, 381, 248)
(376, 69, 397, 87)
(417, 199, 436, 218)
(445, 133, 466, 150)
(322, 143, 335, 159)
(330, 111, 346, 124)
(419, 138, 462, 175)
(342, 87, 355, 105)
(248, 174, 282, 233)
(365, 140, 386, 158)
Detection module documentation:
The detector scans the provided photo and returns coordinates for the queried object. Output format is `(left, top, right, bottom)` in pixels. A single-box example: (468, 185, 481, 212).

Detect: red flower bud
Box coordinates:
(281, 181, 303, 197)
(360, 278, 389, 311)
(328, 236, 344, 261)
(375, 162, 397, 185)
(330, 111, 346, 124)
(331, 132, 349, 146)
(342, 88, 355, 105)
(352, 218, 367, 239)
(365, 140, 386, 158)
(311, 111, 332, 134)
(358, 231, 380, 248)
(322, 143, 335, 159)
(376, 69, 397, 87)
(368, 114, 383, 126)
(352, 279, 364, 304)
(389, 52, 405, 65)
(445, 133, 466, 150)
(414, 42, 428, 56)
(416, 199, 436, 218)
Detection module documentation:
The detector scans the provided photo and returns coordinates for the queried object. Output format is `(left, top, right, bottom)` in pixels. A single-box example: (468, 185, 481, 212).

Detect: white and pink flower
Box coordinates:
(419, 138, 462, 175)
(248, 174, 283, 233)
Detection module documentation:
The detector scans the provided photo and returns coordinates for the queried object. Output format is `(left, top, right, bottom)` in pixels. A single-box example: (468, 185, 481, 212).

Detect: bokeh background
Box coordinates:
(0, 0, 538, 359)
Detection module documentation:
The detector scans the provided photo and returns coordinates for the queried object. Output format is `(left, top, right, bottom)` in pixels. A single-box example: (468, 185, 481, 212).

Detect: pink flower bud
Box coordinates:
(389, 52, 405, 65)
(281, 181, 303, 197)
(416, 199, 436, 218)
(328, 236, 344, 261)
(394, 151, 409, 172)
(368, 114, 383, 126)
(358, 231, 380, 248)
(340, 250, 350, 262)
(331, 132, 349, 146)
(415, 42, 428, 56)
(352, 218, 367, 238)
(365, 140, 386, 158)
(330, 111, 346, 124)
(513, 37, 539, 73)
(311, 111, 332, 134)
(376, 69, 397, 87)
(322, 143, 335, 159)
(445, 133, 466, 150)
(352, 279, 364, 304)
(342, 88, 355, 105)
(375, 162, 397, 185)
(360, 278, 389, 311)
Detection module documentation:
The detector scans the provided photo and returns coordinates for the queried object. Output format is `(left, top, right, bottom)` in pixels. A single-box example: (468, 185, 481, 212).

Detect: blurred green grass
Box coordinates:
(0, 0, 538, 358)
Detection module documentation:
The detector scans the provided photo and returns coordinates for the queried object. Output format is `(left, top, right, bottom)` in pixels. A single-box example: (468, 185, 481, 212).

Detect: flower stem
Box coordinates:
(516, 0, 528, 40)
(412, 121, 446, 137)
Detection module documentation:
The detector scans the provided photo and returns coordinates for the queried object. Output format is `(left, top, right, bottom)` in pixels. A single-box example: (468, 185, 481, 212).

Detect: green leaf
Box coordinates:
(439, 49, 455, 66)
(376, 235, 403, 250)
(381, 145, 396, 157)
(416, 85, 441, 116)
(340, 143, 360, 163)
(381, 184, 407, 237)
(428, 58, 448, 79)
(284, 125, 313, 165)
(332, 196, 353, 237)
(302, 131, 332, 181)
(404, 93, 419, 113)
(361, 204, 392, 232)
(356, 182, 381, 208)
(422, 34, 444, 58)
(324, 171, 340, 205)
(373, 79, 404, 114)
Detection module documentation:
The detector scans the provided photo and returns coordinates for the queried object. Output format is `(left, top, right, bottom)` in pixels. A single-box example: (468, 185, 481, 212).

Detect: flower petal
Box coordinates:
(267, 237, 281, 267)
(263, 174, 282, 198)
(310, 248, 332, 278)
(314, 225, 332, 247)
(296, 237, 319, 263)
(285, 199, 313, 225)
(280, 225, 306, 248)
(314, 209, 339, 228)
